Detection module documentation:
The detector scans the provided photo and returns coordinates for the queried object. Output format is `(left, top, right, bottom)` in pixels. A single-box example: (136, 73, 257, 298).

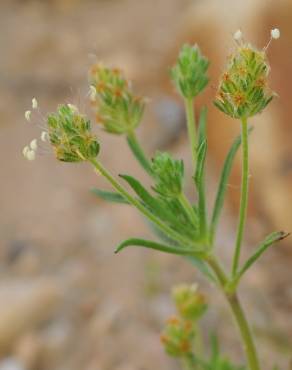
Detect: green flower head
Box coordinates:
(89, 63, 145, 135)
(214, 30, 278, 119)
(171, 44, 209, 99)
(47, 104, 99, 162)
(172, 283, 207, 321)
(160, 316, 195, 357)
(151, 152, 184, 198)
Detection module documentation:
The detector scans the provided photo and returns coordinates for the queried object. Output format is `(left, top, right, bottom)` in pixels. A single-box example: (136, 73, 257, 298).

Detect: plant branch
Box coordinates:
(184, 98, 197, 170)
(232, 117, 249, 276)
(207, 255, 260, 370)
(90, 158, 193, 247)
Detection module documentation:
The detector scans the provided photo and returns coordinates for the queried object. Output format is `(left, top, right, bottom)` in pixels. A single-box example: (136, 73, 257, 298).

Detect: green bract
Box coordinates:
(151, 152, 184, 198)
(171, 44, 209, 99)
(214, 45, 275, 119)
(89, 64, 145, 134)
(47, 104, 99, 162)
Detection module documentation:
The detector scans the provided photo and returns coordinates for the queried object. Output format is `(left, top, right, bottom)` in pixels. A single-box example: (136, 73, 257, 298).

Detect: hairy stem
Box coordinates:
(207, 255, 260, 370)
(184, 98, 197, 170)
(90, 158, 192, 247)
(232, 117, 249, 276)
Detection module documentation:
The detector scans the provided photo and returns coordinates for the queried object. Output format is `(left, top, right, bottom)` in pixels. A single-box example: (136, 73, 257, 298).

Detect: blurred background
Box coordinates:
(0, 0, 292, 369)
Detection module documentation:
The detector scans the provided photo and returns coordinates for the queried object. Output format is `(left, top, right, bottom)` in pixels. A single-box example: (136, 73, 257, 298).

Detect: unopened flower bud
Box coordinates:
(171, 44, 209, 99)
(151, 152, 184, 198)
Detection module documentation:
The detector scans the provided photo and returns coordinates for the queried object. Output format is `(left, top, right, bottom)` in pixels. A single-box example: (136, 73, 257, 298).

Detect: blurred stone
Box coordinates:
(0, 358, 25, 370)
(0, 279, 60, 352)
(14, 333, 42, 370)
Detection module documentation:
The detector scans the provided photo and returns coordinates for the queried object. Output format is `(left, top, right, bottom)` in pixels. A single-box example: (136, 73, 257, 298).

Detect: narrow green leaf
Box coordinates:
(115, 238, 204, 256)
(236, 231, 289, 281)
(209, 127, 253, 245)
(194, 139, 207, 186)
(120, 174, 181, 226)
(126, 132, 153, 176)
(91, 188, 130, 204)
(194, 139, 208, 239)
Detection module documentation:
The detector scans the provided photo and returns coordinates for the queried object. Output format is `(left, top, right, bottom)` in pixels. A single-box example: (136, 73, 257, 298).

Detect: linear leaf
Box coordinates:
(209, 127, 253, 244)
(126, 133, 153, 176)
(236, 231, 289, 281)
(115, 238, 204, 257)
(119, 174, 181, 225)
(194, 139, 208, 239)
(91, 188, 130, 204)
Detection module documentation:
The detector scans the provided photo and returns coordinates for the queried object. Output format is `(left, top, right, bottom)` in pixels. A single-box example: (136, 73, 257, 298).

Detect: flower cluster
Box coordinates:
(89, 63, 145, 134)
(171, 44, 209, 99)
(160, 316, 195, 357)
(214, 29, 279, 119)
(151, 152, 184, 198)
(47, 104, 99, 162)
(22, 102, 99, 163)
(161, 284, 207, 358)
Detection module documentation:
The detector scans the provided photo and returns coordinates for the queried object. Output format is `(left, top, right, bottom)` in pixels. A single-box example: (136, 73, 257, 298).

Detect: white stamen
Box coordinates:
(89, 85, 96, 101)
(32, 98, 38, 109)
(30, 139, 38, 151)
(67, 104, 78, 113)
(233, 29, 242, 41)
(25, 110, 31, 122)
(22, 146, 30, 157)
(41, 131, 49, 142)
(26, 150, 36, 161)
(271, 28, 280, 39)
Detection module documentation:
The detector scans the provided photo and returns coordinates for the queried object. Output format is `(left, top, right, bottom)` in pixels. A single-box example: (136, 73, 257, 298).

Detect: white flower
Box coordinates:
(89, 85, 96, 101)
(22, 146, 30, 157)
(233, 29, 242, 41)
(26, 150, 36, 161)
(25, 110, 31, 122)
(271, 28, 280, 39)
(41, 131, 49, 142)
(32, 98, 38, 109)
(67, 104, 78, 113)
(30, 139, 38, 151)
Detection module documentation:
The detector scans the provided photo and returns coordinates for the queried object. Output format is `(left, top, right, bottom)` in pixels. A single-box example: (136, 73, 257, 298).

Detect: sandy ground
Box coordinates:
(0, 0, 291, 369)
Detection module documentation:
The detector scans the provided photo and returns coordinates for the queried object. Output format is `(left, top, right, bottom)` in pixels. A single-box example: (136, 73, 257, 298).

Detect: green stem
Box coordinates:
(126, 131, 153, 176)
(182, 353, 197, 370)
(207, 255, 260, 370)
(184, 98, 197, 170)
(178, 193, 198, 227)
(90, 158, 192, 247)
(232, 117, 249, 276)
